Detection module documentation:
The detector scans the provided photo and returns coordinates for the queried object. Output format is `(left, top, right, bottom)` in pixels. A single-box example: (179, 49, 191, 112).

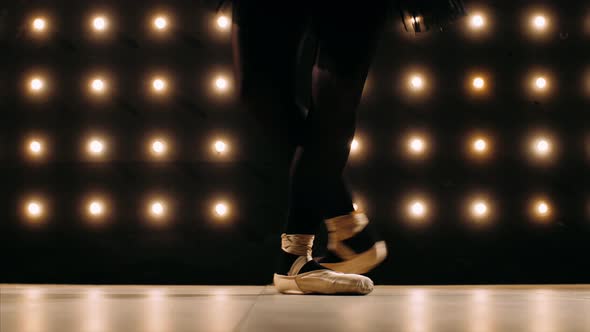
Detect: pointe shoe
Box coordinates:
(273, 233, 374, 295)
(315, 211, 387, 274)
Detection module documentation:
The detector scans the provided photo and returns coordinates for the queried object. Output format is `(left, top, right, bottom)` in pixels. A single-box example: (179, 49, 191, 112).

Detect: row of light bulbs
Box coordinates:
(26, 10, 579, 36)
(29, 14, 232, 35)
(21, 71, 589, 97)
(20, 133, 584, 161)
(24, 75, 232, 96)
(19, 194, 579, 225)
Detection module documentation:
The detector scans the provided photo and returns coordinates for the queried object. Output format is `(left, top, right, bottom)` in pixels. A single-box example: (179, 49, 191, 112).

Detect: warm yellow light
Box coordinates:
(217, 15, 230, 30)
(92, 16, 108, 31)
(27, 201, 43, 218)
(530, 198, 552, 222)
(151, 139, 167, 155)
(90, 78, 106, 94)
(533, 15, 547, 30)
(150, 201, 165, 217)
(535, 77, 547, 90)
(473, 77, 485, 89)
(87, 138, 105, 156)
(214, 202, 229, 217)
(88, 201, 104, 216)
(213, 140, 226, 154)
(153, 16, 168, 30)
(29, 77, 44, 92)
(532, 137, 551, 156)
(32, 18, 46, 32)
(353, 203, 359, 211)
(408, 200, 427, 219)
(473, 138, 487, 153)
(350, 138, 360, 152)
(407, 136, 426, 155)
(29, 139, 43, 155)
(470, 14, 485, 29)
(214, 76, 228, 91)
(471, 200, 489, 220)
(409, 75, 424, 90)
(152, 78, 166, 92)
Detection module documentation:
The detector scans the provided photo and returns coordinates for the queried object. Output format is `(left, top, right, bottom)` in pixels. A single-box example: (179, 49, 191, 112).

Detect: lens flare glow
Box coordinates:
(29, 77, 45, 92)
(214, 202, 229, 218)
(535, 77, 547, 90)
(88, 201, 104, 216)
(90, 78, 106, 94)
(87, 138, 105, 156)
(532, 15, 547, 30)
(350, 138, 360, 152)
(213, 140, 226, 154)
(151, 139, 167, 156)
(152, 78, 166, 92)
(92, 16, 108, 31)
(408, 200, 427, 220)
(214, 76, 228, 92)
(473, 77, 485, 90)
(217, 15, 230, 30)
(32, 18, 47, 32)
(532, 137, 551, 157)
(470, 14, 485, 29)
(409, 75, 424, 90)
(150, 201, 165, 217)
(530, 198, 553, 222)
(153, 16, 168, 30)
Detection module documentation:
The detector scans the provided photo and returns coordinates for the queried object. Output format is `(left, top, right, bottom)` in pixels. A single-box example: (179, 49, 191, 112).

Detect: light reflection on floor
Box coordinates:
(1, 285, 589, 332)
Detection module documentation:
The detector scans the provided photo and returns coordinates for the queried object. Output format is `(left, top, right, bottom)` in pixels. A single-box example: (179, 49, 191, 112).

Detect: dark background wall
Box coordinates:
(1, 0, 589, 285)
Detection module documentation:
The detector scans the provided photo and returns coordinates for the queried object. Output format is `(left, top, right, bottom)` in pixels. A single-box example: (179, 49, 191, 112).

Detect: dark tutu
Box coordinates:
(210, 0, 467, 33)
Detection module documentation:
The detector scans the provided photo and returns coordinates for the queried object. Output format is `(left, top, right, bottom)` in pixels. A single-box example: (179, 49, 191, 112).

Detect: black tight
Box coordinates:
(231, 1, 387, 234)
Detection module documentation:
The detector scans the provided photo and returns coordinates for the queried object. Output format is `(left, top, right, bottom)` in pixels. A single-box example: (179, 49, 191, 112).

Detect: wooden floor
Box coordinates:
(1, 284, 589, 332)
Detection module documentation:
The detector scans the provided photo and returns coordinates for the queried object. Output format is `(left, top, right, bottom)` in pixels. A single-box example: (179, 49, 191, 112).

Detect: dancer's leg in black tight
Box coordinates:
(285, 2, 388, 235)
(231, 2, 330, 275)
(231, 1, 309, 170)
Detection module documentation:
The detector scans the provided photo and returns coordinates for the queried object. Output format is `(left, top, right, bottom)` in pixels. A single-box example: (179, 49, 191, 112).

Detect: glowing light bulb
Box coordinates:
(152, 78, 166, 92)
(214, 140, 226, 153)
(214, 77, 228, 91)
(29, 140, 42, 154)
(471, 200, 489, 219)
(353, 203, 359, 211)
(30, 78, 44, 92)
(535, 77, 547, 90)
(470, 14, 485, 29)
(473, 138, 487, 153)
(90, 79, 106, 93)
(88, 139, 105, 155)
(92, 16, 107, 31)
(217, 15, 230, 30)
(32, 18, 46, 32)
(533, 138, 551, 156)
(473, 77, 485, 89)
(533, 15, 547, 30)
(154, 16, 168, 30)
(88, 201, 104, 216)
(531, 199, 552, 221)
(410, 75, 424, 90)
(151, 202, 164, 216)
(407, 136, 426, 155)
(350, 138, 360, 152)
(151, 140, 166, 155)
(214, 203, 228, 217)
(27, 202, 42, 217)
(408, 200, 426, 219)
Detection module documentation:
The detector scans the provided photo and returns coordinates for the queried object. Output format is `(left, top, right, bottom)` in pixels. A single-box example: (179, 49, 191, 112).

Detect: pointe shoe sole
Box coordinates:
(319, 241, 387, 274)
(273, 270, 374, 295)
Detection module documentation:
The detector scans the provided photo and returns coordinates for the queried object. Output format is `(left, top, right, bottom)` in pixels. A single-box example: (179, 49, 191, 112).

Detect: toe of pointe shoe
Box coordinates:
(273, 270, 374, 295)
